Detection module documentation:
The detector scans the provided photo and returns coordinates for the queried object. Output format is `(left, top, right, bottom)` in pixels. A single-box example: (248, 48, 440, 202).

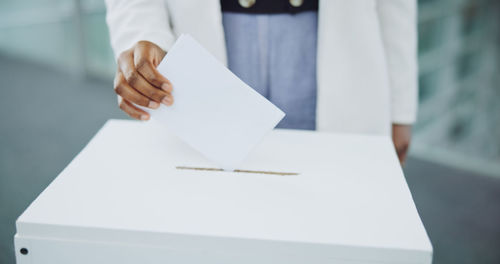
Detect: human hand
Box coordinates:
(392, 124, 412, 166)
(113, 41, 173, 120)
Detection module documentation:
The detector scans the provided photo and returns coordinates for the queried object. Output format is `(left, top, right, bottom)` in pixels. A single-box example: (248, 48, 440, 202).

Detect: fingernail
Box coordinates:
(140, 114, 149, 121)
(162, 96, 173, 106)
(161, 83, 172, 92)
(148, 101, 160, 109)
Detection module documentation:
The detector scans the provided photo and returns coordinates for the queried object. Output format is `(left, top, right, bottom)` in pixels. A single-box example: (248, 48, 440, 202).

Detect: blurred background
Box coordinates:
(0, 0, 499, 263)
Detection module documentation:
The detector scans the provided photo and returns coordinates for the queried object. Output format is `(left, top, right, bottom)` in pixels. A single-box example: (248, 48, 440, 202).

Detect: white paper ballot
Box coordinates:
(144, 34, 285, 171)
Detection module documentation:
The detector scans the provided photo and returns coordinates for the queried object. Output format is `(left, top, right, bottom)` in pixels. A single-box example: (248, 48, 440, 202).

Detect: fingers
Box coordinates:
(392, 124, 411, 166)
(114, 70, 160, 109)
(134, 43, 172, 93)
(396, 144, 409, 165)
(113, 42, 174, 120)
(117, 49, 173, 106)
(118, 96, 150, 121)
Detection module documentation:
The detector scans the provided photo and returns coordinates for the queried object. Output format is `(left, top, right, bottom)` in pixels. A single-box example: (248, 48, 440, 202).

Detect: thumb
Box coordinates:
(134, 41, 172, 92)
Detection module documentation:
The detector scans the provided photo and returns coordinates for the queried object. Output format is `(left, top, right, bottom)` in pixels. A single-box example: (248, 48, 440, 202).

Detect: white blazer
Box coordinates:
(106, 0, 418, 135)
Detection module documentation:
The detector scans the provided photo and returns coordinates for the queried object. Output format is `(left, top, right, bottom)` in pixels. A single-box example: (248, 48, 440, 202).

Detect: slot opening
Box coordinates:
(176, 166, 299, 176)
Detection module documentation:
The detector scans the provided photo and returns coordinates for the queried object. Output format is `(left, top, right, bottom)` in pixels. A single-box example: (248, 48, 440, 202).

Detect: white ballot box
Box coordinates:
(15, 119, 432, 264)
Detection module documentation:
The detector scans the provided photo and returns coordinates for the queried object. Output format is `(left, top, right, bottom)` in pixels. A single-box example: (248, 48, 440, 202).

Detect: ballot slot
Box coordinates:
(175, 166, 299, 176)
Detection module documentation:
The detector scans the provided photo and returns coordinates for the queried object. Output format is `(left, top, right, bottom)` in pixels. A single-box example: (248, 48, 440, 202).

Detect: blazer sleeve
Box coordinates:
(376, 0, 419, 125)
(105, 0, 176, 60)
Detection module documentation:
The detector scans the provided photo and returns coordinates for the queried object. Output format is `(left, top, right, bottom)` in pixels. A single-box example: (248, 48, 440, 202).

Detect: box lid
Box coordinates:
(17, 120, 432, 263)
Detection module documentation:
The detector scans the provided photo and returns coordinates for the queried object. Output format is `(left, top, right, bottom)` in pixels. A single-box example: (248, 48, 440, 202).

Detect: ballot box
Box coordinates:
(15, 119, 432, 264)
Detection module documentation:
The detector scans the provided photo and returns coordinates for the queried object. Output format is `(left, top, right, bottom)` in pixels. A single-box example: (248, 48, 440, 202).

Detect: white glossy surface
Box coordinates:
(16, 119, 432, 263)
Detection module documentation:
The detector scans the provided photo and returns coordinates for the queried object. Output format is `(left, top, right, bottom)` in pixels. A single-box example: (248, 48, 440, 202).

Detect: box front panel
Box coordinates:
(14, 235, 431, 264)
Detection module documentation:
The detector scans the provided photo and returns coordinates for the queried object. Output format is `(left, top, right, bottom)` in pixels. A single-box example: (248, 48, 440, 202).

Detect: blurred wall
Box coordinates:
(414, 0, 500, 176)
(0, 0, 115, 78)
